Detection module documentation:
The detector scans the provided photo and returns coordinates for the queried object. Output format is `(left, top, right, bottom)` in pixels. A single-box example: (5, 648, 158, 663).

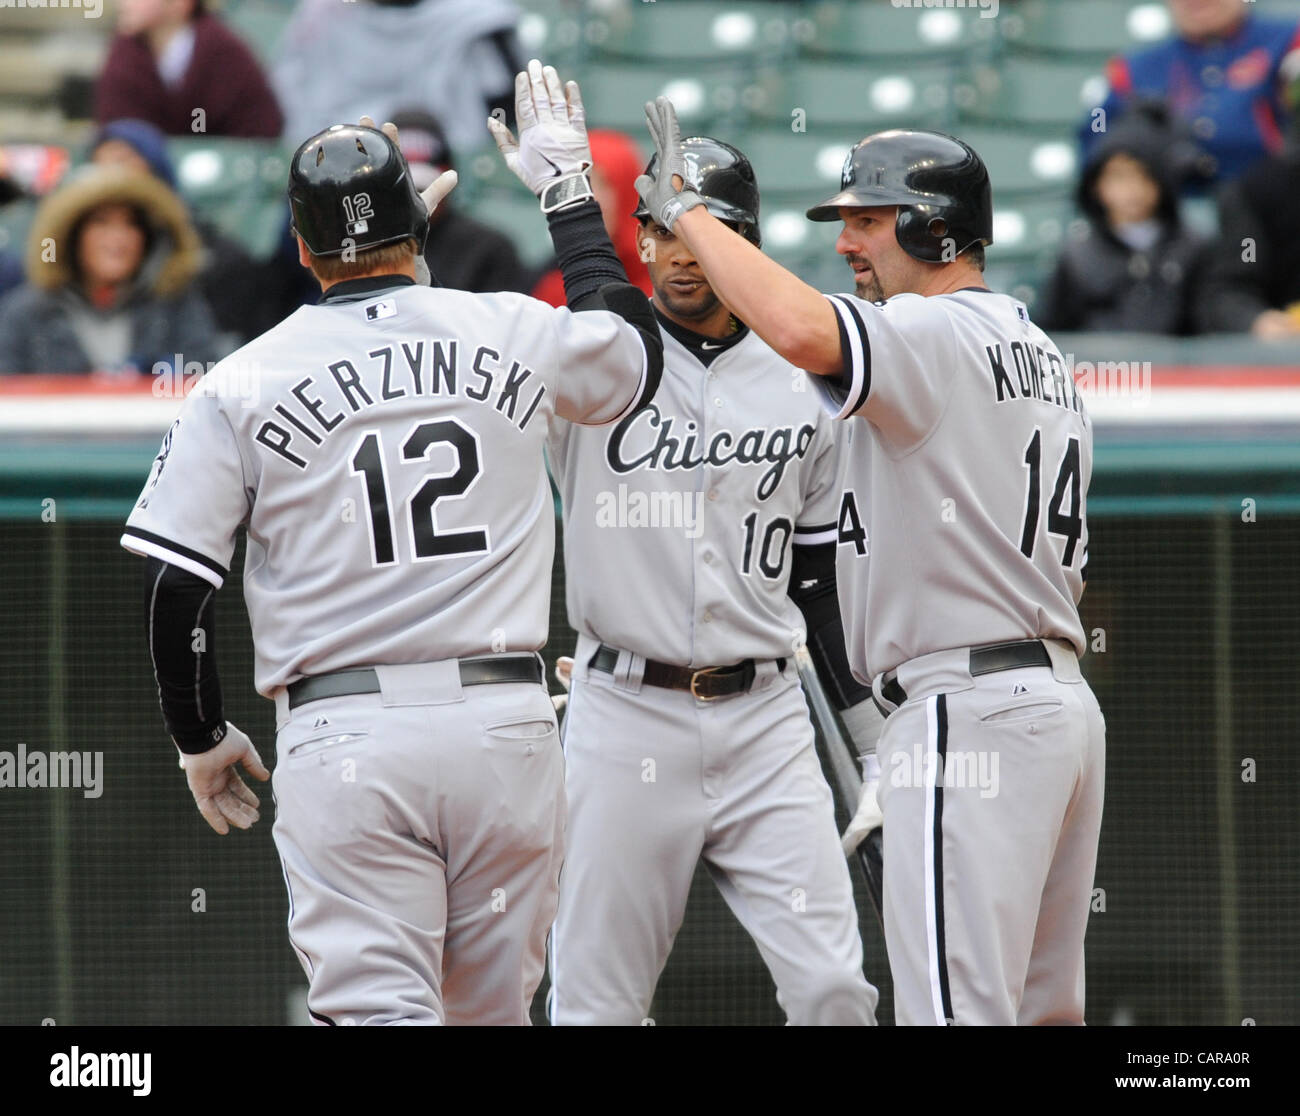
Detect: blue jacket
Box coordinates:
(1082, 13, 1300, 187)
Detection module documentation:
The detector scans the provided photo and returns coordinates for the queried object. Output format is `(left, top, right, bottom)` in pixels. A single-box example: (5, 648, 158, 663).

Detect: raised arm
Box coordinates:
(636, 97, 843, 375)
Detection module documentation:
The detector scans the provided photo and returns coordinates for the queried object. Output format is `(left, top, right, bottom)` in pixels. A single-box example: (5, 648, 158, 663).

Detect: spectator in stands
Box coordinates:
(0, 166, 223, 375)
(1084, 0, 1300, 188)
(274, 0, 522, 153)
(388, 109, 528, 293)
(96, 0, 283, 138)
(1041, 103, 1208, 335)
(532, 129, 651, 307)
(89, 118, 293, 342)
(1200, 58, 1300, 338)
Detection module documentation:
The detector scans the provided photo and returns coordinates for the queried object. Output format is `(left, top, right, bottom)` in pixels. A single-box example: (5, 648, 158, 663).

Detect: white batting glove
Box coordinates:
(177, 722, 271, 836)
(550, 656, 574, 714)
(488, 59, 594, 211)
(841, 752, 882, 855)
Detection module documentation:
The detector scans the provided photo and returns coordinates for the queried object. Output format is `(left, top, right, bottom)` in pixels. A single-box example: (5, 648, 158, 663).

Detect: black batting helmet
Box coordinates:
(288, 123, 428, 257)
(807, 130, 993, 263)
(633, 136, 761, 247)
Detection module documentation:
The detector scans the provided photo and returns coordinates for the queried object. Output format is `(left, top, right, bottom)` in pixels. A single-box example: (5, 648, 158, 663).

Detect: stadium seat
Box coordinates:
(986, 196, 1077, 265)
(574, 62, 756, 133)
(956, 57, 1109, 131)
(750, 59, 954, 131)
(168, 139, 292, 260)
(1000, 0, 1174, 60)
(588, 1, 797, 64)
(954, 126, 1081, 199)
(222, 2, 294, 67)
(796, 0, 998, 61)
(468, 190, 557, 269)
(515, 1, 586, 70)
(731, 128, 863, 198)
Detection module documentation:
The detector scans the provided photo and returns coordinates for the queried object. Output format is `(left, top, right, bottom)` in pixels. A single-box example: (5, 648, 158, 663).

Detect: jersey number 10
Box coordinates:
(349, 418, 490, 566)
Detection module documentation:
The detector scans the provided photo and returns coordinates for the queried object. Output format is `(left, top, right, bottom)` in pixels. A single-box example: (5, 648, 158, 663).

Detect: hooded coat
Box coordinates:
(1038, 110, 1210, 336)
(0, 167, 224, 374)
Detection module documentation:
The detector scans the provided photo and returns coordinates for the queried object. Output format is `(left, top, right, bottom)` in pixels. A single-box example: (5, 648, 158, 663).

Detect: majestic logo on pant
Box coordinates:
(605, 404, 816, 501)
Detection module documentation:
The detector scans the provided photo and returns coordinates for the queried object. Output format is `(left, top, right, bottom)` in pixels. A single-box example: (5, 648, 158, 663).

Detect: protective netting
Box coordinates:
(0, 515, 1295, 1025)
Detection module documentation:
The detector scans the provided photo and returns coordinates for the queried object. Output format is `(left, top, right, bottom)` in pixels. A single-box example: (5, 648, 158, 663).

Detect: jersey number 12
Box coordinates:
(349, 419, 489, 566)
(1019, 428, 1082, 566)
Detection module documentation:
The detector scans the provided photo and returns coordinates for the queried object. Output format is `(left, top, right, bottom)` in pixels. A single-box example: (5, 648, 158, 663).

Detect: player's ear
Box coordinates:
(295, 234, 312, 271)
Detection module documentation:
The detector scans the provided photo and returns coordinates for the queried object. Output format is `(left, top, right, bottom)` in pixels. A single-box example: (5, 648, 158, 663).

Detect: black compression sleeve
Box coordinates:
(789, 542, 872, 709)
(144, 557, 226, 754)
(545, 198, 629, 309)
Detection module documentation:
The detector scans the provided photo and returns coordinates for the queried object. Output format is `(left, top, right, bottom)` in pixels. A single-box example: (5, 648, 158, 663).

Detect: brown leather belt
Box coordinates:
(589, 644, 785, 701)
(878, 639, 1052, 713)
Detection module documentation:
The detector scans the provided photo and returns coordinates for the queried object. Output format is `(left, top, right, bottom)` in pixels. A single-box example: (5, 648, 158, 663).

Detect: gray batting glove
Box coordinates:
(178, 722, 271, 836)
(635, 96, 704, 232)
(488, 59, 594, 212)
(359, 114, 457, 286)
(841, 752, 883, 855)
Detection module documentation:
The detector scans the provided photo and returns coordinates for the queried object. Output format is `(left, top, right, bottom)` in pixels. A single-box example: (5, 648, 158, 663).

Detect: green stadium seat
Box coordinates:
(223, 2, 294, 67)
(589, 1, 797, 64)
(750, 59, 954, 131)
(1000, 0, 1174, 60)
(468, 190, 557, 269)
(0, 199, 36, 262)
(731, 128, 863, 197)
(956, 57, 1109, 131)
(986, 196, 1077, 265)
(574, 63, 756, 133)
(797, 0, 998, 61)
(953, 126, 1081, 198)
(168, 139, 292, 260)
(515, 2, 586, 69)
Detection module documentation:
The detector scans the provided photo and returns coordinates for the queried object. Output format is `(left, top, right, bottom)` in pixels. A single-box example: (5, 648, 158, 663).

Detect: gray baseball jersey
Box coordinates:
(547, 326, 843, 666)
(813, 289, 1090, 683)
(122, 282, 652, 694)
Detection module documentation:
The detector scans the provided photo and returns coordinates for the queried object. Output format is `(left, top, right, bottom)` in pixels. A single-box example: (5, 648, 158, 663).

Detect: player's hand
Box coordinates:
(636, 96, 704, 232)
(550, 656, 574, 714)
(178, 722, 271, 836)
(358, 114, 458, 218)
(841, 753, 882, 855)
(488, 59, 592, 206)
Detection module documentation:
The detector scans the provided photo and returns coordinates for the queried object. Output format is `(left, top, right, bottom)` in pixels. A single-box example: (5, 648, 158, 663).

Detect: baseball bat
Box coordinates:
(795, 646, 884, 928)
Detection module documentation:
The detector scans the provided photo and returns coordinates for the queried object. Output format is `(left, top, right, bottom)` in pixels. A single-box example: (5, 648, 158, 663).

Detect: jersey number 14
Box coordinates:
(1019, 428, 1082, 566)
(349, 418, 490, 566)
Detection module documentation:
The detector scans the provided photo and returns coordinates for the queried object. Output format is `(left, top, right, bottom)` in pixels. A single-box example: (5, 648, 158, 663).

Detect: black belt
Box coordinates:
(287, 654, 545, 710)
(879, 640, 1052, 711)
(589, 644, 785, 701)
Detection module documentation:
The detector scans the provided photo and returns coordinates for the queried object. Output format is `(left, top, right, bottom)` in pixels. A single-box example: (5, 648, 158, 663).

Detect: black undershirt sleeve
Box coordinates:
(788, 541, 872, 709)
(546, 198, 663, 408)
(144, 557, 226, 754)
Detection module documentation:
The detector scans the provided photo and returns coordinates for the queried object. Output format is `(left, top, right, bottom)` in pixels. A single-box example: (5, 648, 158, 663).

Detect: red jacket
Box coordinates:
(95, 14, 283, 139)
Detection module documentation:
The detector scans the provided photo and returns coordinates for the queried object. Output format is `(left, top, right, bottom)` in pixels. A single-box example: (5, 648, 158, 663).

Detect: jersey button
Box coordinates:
(714, 397, 723, 407)
(703, 552, 714, 565)
(702, 611, 713, 623)
(707, 488, 719, 501)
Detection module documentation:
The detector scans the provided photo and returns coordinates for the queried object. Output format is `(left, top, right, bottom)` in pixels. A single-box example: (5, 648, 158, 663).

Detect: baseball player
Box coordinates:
(508, 133, 882, 1025)
(636, 104, 1106, 1026)
(121, 69, 664, 1025)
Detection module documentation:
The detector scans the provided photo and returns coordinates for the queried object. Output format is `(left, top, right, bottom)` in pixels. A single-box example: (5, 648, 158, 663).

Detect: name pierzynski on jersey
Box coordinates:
(605, 403, 816, 501)
(252, 341, 546, 469)
(985, 338, 1088, 418)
